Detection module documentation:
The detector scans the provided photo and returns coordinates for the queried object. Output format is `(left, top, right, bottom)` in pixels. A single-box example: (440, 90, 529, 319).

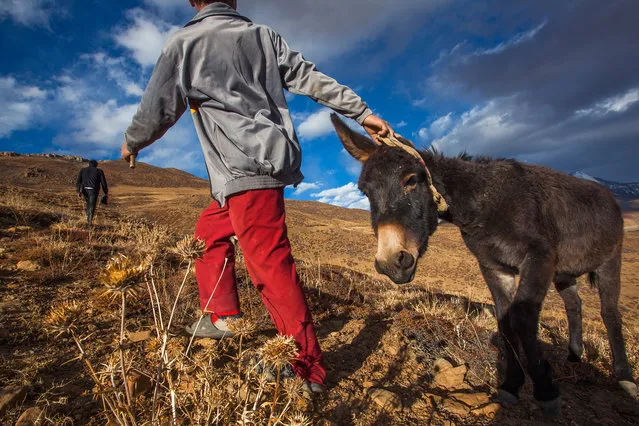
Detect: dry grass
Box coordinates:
(1, 180, 638, 425)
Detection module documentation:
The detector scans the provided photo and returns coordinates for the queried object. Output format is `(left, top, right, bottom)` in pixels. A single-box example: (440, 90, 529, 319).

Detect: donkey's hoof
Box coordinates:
(540, 397, 562, 417)
(566, 352, 581, 363)
(497, 389, 518, 406)
(619, 380, 638, 398)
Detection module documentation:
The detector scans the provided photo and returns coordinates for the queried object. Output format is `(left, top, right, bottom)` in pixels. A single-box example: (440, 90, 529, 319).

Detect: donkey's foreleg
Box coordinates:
(554, 278, 583, 362)
(480, 265, 523, 404)
(511, 251, 561, 415)
(595, 251, 638, 398)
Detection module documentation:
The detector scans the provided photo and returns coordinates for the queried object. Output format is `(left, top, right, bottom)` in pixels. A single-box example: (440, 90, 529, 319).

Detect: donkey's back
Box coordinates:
(461, 160, 623, 278)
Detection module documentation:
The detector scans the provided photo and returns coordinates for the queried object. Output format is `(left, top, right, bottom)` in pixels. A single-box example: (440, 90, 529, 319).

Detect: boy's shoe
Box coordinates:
(302, 381, 326, 399)
(185, 313, 238, 339)
(253, 360, 296, 382)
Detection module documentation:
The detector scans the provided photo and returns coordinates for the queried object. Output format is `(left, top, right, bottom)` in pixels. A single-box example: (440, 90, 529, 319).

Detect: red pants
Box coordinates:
(194, 188, 325, 385)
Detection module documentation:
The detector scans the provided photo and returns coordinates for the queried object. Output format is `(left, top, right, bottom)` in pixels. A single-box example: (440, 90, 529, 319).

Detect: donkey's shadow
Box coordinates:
(307, 282, 639, 425)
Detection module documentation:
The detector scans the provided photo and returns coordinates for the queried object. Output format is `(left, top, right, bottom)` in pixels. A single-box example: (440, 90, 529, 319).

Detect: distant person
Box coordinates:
(76, 160, 108, 226)
(121, 0, 392, 396)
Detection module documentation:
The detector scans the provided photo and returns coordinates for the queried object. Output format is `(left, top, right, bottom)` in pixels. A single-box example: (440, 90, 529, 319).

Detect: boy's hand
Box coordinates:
(121, 142, 137, 168)
(362, 114, 393, 143)
(121, 142, 132, 162)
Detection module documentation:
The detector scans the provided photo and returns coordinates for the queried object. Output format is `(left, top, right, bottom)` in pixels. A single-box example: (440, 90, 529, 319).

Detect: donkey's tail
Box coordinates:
(587, 271, 599, 289)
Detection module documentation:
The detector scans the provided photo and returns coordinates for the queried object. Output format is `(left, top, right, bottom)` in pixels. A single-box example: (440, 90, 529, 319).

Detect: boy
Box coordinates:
(121, 0, 391, 393)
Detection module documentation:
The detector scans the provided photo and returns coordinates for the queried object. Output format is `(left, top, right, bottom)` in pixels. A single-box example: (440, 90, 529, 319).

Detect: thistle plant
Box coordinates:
(101, 254, 148, 299)
(173, 235, 206, 261)
(282, 377, 305, 403)
(286, 412, 313, 426)
(45, 301, 83, 337)
(151, 236, 205, 425)
(100, 254, 149, 411)
(258, 335, 299, 369)
(226, 317, 257, 372)
(258, 335, 299, 425)
(45, 302, 133, 425)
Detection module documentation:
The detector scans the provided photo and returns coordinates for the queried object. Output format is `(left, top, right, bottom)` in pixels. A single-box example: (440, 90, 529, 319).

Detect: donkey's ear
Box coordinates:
(330, 113, 377, 163)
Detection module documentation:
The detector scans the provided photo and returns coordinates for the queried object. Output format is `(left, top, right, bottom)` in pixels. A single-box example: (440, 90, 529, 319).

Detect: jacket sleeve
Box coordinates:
(99, 170, 108, 194)
(76, 170, 83, 194)
(270, 30, 373, 125)
(124, 47, 187, 154)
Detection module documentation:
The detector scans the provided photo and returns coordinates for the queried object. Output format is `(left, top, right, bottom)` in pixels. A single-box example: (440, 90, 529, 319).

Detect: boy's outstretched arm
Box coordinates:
(271, 30, 392, 139)
(121, 47, 187, 162)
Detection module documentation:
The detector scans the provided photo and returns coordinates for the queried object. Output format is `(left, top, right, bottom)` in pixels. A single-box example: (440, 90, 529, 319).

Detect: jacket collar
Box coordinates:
(185, 3, 251, 27)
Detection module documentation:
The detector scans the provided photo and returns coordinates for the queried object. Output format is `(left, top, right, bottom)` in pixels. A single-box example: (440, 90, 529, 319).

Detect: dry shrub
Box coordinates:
(44, 235, 310, 425)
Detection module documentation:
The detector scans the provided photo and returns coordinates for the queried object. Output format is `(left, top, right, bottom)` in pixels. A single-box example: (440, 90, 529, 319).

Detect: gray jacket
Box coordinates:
(125, 3, 373, 205)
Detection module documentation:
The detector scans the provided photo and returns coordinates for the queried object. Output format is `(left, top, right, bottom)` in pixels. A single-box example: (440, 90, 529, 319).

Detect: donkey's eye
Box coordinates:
(401, 173, 418, 193)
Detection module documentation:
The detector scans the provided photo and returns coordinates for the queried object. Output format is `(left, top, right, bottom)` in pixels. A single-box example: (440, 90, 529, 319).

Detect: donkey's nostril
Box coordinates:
(396, 251, 415, 269)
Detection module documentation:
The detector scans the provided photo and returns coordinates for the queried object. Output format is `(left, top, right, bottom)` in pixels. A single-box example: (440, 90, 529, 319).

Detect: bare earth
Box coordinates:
(1, 155, 638, 425)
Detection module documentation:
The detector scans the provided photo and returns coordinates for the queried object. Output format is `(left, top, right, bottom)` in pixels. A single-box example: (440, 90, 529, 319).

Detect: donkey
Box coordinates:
(330, 114, 637, 415)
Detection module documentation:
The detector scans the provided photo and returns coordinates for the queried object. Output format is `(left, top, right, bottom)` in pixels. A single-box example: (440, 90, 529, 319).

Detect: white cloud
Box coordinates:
(431, 97, 537, 156)
(143, 0, 184, 9)
(0, 76, 47, 138)
(297, 108, 333, 140)
(23, 86, 48, 99)
(115, 9, 179, 68)
(0, 0, 57, 27)
(292, 182, 322, 195)
(339, 149, 362, 176)
(83, 53, 146, 98)
(417, 127, 429, 141)
(125, 83, 145, 97)
(477, 19, 548, 56)
(395, 120, 408, 128)
(137, 117, 203, 172)
(575, 88, 639, 117)
(311, 182, 369, 209)
(429, 112, 453, 137)
(295, 108, 366, 141)
(69, 100, 139, 148)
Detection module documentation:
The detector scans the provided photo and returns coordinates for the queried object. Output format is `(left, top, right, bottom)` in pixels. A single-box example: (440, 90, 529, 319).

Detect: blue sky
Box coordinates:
(1, 0, 638, 209)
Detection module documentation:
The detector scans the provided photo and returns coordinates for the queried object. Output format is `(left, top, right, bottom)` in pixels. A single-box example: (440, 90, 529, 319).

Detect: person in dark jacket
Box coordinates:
(120, 0, 392, 396)
(76, 160, 108, 225)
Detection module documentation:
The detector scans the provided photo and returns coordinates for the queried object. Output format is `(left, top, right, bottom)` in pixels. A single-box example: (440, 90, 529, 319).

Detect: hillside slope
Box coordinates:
(1, 155, 638, 425)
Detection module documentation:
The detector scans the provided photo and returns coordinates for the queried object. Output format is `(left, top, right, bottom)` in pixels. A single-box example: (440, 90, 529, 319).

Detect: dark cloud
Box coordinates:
(243, 0, 449, 65)
(426, 0, 639, 182)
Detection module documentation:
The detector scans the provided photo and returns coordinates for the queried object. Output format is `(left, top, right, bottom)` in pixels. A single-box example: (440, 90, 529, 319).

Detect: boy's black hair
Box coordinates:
(197, 0, 234, 5)
(89, 160, 98, 167)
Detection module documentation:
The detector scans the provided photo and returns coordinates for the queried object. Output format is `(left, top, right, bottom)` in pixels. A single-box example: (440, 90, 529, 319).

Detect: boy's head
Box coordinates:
(89, 160, 98, 167)
(189, 0, 237, 11)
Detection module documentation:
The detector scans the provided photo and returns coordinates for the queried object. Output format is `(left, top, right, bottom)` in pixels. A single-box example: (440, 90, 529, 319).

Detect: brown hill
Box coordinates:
(1, 154, 638, 425)
(0, 153, 209, 190)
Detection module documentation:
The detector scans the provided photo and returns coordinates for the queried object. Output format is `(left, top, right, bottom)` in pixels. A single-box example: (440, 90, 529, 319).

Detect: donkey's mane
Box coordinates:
(420, 147, 516, 166)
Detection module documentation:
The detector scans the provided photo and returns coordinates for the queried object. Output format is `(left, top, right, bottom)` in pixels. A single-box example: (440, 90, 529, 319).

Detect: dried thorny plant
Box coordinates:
(46, 229, 312, 425)
(45, 302, 136, 426)
(286, 411, 313, 426)
(100, 254, 149, 301)
(173, 235, 206, 261)
(227, 317, 257, 371)
(100, 254, 150, 414)
(258, 335, 299, 370)
(258, 335, 299, 425)
(45, 301, 83, 337)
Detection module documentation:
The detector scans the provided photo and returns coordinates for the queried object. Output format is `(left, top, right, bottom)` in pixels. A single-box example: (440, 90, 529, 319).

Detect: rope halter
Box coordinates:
(376, 134, 449, 213)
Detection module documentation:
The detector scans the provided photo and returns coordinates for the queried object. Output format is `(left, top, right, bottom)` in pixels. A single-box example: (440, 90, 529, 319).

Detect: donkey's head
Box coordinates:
(331, 114, 441, 284)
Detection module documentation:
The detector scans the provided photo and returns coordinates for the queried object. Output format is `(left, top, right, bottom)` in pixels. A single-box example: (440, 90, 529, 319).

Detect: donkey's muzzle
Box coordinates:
(375, 250, 416, 284)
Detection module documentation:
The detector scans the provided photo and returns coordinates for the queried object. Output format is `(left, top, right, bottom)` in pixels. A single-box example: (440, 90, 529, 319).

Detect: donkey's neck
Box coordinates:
(422, 152, 486, 226)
